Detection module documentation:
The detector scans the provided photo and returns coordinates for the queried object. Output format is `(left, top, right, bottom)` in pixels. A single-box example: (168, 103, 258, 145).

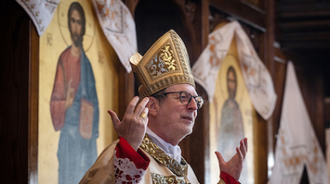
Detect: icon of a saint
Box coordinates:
(217, 66, 244, 161)
(50, 2, 99, 183)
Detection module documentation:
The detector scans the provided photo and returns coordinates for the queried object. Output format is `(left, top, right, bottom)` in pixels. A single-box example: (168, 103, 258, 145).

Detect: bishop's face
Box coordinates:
(70, 10, 83, 47)
(150, 84, 198, 145)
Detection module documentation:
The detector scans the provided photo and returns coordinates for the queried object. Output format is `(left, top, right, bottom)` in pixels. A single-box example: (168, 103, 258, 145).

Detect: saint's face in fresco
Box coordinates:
(227, 66, 237, 100)
(68, 2, 86, 48)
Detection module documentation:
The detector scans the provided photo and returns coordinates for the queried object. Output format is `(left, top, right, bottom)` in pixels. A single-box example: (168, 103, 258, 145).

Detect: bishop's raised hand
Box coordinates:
(108, 97, 149, 151)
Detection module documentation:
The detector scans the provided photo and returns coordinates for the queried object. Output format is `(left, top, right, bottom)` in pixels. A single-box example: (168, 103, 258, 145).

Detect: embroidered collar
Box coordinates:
(140, 134, 188, 177)
(146, 128, 182, 163)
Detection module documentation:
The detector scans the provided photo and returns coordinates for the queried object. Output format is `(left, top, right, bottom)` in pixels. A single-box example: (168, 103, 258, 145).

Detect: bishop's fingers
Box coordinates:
(135, 97, 149, 116)
(239, 138, 247, 159)
(126, 96, 140, 115)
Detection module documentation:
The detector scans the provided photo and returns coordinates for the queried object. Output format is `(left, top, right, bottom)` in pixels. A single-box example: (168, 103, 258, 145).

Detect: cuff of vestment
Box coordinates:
(115, 137, 150, 169)
(220, 171, 240, 184)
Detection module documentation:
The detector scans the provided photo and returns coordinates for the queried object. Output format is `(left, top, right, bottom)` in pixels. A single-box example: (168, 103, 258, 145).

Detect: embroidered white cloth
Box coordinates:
(192, 21, 276, 120)
(146, 128, 182, 163)
(16, 0, 60, 36)
(268, 61, 328, 184)
(93, 0, 137, 73)
(113, 152, 146, 184)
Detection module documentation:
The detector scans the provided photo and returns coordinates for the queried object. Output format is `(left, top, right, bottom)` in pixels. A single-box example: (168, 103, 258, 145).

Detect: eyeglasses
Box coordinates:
(162, 91, 204, 110)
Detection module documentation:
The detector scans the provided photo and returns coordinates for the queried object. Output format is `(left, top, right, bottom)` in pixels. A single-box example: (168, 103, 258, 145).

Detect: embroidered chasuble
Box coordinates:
(80, 135, 238, 184)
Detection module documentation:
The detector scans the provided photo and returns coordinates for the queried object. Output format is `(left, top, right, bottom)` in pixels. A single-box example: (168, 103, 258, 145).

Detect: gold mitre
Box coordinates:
(130, 30, 195, 98)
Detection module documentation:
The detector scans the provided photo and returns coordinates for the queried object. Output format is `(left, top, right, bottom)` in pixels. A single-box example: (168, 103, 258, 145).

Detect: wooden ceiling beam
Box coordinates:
(279, 1, 330, 11)
(209, 0, 266, 32)
(281, 39, 330, 49)
(280, 20, 330, 32)
(279, 10, 330, 20)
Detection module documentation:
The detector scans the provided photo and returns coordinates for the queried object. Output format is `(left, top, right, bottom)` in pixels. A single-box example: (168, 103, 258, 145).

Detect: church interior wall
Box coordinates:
(1, 0, 329, 183)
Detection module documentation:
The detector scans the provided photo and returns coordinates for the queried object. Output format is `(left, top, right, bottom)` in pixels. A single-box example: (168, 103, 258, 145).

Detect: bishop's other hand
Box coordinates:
(216, 138, 248, 181)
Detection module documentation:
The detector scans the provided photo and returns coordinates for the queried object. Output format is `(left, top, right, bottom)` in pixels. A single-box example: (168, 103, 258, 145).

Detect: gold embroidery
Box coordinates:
(129, 30, 195, 99)
(146, 43, 178, 79)
(160, 45, 177, 71)
(151, 173, 191, 184)
(140, 135, 188, 177)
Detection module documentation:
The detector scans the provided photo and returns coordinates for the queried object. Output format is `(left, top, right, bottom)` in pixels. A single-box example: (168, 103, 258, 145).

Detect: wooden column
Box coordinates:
(1, 1, 39, 183)
(264, 0, 276, 181)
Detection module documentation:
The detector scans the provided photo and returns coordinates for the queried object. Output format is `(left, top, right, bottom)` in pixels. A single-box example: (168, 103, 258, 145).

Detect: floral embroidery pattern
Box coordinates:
(113, 152, 146, 184)
(146, 43, 179, 78)
(151, 173, 190, 184)
(140, 135, 188, 177)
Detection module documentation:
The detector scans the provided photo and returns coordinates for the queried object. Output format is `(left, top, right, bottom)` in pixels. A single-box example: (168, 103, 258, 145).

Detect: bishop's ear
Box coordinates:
(146, 96, 159, 117)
